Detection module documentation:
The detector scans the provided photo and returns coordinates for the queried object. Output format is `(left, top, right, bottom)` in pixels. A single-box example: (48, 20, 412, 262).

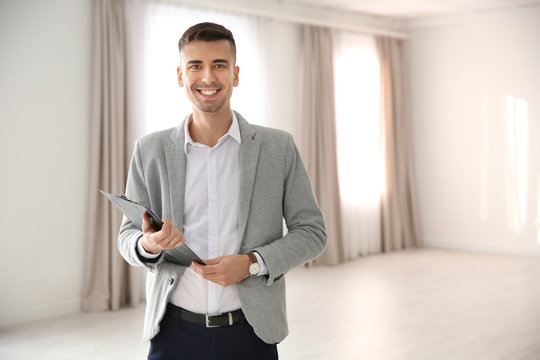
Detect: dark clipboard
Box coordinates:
(99, 190, 206, 266)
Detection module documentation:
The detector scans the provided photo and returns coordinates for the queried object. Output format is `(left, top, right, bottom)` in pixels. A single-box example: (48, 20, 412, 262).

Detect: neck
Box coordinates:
(189, 107, 233, 147)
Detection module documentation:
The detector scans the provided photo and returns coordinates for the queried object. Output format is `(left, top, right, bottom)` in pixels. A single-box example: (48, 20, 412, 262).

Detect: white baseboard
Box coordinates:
(0, 297, 81, 328)
(421, 238, 540, 257)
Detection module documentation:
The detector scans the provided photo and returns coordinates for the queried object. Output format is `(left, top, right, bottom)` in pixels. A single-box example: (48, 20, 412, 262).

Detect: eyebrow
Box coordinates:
(186, 59, 229, 66)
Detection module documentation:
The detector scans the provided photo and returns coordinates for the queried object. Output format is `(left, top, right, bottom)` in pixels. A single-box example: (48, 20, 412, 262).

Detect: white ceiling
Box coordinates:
(278, 0, 540, 18)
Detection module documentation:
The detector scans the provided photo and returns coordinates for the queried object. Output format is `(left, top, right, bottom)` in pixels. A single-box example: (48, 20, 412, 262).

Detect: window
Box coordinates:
(333, 30, 382, 256)
(130, 3, 301, 135)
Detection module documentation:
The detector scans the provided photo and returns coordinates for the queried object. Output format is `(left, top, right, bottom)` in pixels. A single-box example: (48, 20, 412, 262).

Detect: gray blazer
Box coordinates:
(118, 111, 327, 344)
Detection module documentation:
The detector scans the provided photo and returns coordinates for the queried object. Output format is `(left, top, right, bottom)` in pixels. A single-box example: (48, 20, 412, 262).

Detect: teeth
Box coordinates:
(200, 90, 217, 95)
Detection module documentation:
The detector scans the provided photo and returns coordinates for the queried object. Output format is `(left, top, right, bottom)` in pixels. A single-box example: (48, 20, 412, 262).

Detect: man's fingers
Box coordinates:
(160, 218, 172, 237)
(190, 263, 233, 287)
(197, 255, 251, 287)
(191, 257, 223, 272)
(190, 258, 234, 287)
(162, 223, 184, 246)
(149, 219, 175, 242)
(192, 262, 217, 274)
(142, 212, 153, 233)
(143, 216, 184, 253)
(163, 233, 184, 249)
(150, 234, 179, 250)
(203, 257, 221, 265)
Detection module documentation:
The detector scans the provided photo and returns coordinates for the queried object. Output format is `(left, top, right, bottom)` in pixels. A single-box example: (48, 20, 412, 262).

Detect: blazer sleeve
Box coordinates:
(254, 134, 327, 286)
(117, 140, 165, 271)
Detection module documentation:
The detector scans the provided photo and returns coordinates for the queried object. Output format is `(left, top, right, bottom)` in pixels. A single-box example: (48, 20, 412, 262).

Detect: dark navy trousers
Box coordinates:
(148, 306, 279, 360)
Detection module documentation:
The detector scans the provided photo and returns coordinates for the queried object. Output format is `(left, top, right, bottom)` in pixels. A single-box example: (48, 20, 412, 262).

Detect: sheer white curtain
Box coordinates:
(126, 1, 301, 135)
(333, 30, 382, 258)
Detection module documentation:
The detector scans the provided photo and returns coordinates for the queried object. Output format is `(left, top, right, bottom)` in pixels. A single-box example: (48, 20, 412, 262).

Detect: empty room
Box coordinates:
(1, 0, 539, 359)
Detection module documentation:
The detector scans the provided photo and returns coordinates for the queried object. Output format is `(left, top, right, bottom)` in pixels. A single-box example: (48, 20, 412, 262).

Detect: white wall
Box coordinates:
(407, 6, 540, 256)
(0, 0, 92, 325)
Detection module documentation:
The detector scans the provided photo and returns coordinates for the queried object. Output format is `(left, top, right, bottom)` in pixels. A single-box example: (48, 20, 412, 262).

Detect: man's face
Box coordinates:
(177, 40, 239, 114)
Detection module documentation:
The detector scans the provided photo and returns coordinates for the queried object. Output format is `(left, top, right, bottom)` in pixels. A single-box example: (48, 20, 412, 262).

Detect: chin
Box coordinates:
(196, 103, 226, 113)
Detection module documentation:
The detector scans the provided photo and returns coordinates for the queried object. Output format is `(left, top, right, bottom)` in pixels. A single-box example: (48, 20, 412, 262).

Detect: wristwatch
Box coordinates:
(247, 252, 260, 276)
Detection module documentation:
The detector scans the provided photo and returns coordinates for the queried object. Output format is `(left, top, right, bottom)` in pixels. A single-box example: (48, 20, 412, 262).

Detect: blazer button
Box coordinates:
(169, 278, 174, 285)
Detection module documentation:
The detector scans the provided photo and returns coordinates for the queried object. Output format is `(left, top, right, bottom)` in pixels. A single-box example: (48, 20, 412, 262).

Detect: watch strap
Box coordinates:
(247, 252, 258, 264)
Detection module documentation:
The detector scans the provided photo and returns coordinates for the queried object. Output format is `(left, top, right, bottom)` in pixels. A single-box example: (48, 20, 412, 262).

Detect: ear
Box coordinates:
(233, 65, 240, 87)
(177, 66, 184, 87)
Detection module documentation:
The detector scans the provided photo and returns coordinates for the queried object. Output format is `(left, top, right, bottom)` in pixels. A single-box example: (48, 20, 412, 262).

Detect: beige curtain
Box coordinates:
(82, 0, 144, 311)
(299, 25, 344, 265)
(376, 36, 419, 251)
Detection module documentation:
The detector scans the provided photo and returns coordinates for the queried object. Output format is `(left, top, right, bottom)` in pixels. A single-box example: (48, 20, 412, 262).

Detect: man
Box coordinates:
(118, 22, 327, 360)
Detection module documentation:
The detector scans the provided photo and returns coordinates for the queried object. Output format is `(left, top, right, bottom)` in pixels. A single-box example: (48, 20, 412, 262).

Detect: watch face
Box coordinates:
(249, 262, 260, 276)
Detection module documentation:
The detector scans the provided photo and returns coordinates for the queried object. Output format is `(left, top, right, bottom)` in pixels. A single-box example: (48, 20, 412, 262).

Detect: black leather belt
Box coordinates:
(166, 303, 245, 328)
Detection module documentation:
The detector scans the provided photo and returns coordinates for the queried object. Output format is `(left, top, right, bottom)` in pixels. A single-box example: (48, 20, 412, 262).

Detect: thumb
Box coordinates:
(142, 212, 154, 233)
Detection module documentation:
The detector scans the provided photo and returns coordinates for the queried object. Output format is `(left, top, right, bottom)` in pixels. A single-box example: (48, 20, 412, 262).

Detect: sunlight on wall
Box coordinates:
(505, 95, 529, 234)
(479, 91, 491, 221)
(537, 175, 540, 245)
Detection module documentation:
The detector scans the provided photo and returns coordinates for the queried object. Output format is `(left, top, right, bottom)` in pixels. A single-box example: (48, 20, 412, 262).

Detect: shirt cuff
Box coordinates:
(137, 237, 161, 259)
(253, 251, 269, 276)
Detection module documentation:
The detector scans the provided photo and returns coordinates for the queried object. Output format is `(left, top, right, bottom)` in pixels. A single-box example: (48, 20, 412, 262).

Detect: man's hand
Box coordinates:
(190, 254, 251, 287)
(140, 212, 184, 254)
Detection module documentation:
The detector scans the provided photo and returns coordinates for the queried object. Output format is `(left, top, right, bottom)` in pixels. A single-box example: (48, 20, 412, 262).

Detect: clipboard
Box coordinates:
(99, 190, 206, 266)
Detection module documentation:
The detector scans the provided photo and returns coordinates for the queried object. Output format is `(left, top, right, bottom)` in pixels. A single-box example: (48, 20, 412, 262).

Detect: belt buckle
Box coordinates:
(205, 314, 219, 328)
(205, 313, 234, 328)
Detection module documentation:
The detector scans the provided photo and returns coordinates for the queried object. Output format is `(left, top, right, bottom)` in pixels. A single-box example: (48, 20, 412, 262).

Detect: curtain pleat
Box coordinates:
(299, 25, 344, 265)
(82, 0, 144, 311)
(376, 37, 420, 251)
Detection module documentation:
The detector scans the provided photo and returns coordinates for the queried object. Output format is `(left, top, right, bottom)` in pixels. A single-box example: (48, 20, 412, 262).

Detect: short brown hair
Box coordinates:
(178, 22, 236, 62)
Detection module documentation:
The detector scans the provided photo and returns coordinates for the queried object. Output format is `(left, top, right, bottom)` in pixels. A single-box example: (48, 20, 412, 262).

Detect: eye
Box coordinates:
(189, 65, 201, 70)
(215, 63, 226, 69)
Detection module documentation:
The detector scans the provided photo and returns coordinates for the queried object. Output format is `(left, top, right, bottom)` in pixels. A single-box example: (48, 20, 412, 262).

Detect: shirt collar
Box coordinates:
(184, 112, 241, 153)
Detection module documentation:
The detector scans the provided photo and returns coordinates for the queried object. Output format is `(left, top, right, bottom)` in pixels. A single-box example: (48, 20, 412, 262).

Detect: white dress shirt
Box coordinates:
(138, 112, 267, 315)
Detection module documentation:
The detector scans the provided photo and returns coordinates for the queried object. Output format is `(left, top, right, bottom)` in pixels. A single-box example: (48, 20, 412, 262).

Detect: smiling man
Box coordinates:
(117, 22, 327, 360)
(178, 40, 237, 115)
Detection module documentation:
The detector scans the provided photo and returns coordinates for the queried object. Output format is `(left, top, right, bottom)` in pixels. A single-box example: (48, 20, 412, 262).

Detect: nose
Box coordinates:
(200, 66, 217, 84)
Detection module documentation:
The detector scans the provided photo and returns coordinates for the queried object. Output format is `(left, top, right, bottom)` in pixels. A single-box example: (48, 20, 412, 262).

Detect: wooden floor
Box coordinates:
(1, 249, 540, 359)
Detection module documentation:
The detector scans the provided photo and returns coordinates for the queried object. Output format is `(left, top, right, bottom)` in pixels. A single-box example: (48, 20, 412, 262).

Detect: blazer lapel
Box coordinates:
(237, 112, 261, 245)
(164, 119, 187, 231)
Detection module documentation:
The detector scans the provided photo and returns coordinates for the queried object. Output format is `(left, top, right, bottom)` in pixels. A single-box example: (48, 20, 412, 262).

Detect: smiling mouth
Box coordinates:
(197, 89, 220, 97)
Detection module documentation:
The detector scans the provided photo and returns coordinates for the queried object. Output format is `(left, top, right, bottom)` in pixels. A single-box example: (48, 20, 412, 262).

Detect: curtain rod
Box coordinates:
(165, 0, 408, 39)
